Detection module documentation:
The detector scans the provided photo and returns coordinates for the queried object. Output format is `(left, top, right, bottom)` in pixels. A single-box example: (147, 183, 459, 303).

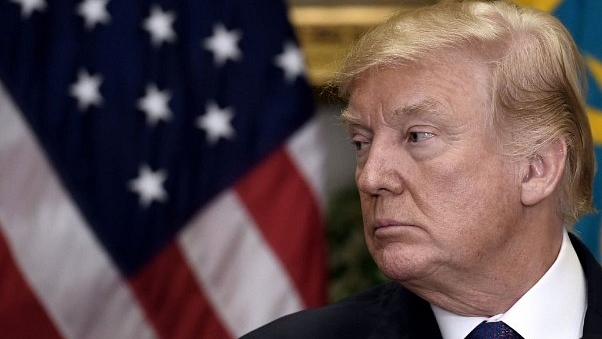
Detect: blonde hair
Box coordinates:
(335, 0, 594, 225)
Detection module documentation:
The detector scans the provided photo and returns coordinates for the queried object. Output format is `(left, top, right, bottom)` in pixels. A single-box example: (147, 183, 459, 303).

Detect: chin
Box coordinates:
(373, 246, 435, 283)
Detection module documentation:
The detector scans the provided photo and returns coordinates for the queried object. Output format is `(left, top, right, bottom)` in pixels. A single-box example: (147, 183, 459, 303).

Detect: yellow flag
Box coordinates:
(587, 56, 602, 143)
(512, 0, 562, 12)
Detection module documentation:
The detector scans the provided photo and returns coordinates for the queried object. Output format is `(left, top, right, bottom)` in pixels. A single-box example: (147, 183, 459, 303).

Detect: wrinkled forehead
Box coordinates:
(340, 45, 497, 98)
(343, 50, 495, 113)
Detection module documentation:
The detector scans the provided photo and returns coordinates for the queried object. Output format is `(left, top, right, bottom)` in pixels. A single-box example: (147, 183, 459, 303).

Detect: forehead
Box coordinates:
(343, 51, 493, 126)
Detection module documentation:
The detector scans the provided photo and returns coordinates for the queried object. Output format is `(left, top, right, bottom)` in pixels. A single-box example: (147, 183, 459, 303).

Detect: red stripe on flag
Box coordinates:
(129, 240, 231, 339)
(0, 226, 64, 339)
(235, 147, 327, 308)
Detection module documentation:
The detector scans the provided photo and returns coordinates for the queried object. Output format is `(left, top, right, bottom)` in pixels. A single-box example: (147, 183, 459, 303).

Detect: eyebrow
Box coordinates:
(340, 97, 442, 128)
(340, 108, 361, 127)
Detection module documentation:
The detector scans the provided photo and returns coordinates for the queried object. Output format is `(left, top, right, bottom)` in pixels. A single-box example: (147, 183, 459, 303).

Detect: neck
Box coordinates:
(405, 211, 564, 316)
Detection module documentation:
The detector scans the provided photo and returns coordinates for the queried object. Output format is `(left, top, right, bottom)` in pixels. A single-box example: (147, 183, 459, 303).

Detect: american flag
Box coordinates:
(0, 0, 327, 338)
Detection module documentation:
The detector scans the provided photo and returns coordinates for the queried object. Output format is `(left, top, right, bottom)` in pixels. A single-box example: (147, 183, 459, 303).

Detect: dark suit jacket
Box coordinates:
(240, 233, 602, 338)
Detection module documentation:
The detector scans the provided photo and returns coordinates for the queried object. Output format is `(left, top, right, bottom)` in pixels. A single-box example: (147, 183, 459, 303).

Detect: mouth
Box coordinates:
(374, 217, 408, 226)
(373, 218, 415, 232)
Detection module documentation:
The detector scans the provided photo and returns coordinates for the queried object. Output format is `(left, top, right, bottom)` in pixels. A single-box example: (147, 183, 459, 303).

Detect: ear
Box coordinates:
(521, 139, 567, 206)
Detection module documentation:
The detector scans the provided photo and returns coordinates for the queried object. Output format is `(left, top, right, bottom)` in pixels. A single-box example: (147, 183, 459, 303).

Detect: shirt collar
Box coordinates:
(432, 231, 587, 339)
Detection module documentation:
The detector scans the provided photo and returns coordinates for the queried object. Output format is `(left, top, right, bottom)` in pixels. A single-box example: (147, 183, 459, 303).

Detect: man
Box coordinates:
(241, 1, 602, 338)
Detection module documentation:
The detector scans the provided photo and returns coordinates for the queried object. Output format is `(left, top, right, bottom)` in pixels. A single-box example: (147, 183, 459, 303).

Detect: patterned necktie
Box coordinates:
(465, 321, 524, 339)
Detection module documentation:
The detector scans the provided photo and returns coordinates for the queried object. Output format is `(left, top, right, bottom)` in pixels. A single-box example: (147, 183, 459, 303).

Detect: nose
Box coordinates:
(355, 144, 405, 196)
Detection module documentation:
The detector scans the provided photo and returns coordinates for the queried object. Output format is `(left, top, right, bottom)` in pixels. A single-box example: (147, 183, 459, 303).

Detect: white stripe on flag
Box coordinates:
(286, 118, 327, 209)
(178, 190, 304, 338)
(0, 82, 158, 339)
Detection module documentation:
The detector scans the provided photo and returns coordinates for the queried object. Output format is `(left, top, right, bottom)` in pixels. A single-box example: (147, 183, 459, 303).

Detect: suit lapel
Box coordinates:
(366, 283, 443, 339)
(569, 233, 602, 338)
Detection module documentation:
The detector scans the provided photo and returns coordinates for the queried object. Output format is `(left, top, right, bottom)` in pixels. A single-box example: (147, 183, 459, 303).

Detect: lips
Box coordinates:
(373, 218, 412, 230)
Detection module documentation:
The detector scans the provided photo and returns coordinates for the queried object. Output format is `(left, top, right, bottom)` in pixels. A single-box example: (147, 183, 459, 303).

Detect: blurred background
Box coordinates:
(0, 0, 600, 338)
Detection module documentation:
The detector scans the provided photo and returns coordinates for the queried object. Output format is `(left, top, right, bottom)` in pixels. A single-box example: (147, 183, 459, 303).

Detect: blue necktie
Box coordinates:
(465, 321, 524, 339)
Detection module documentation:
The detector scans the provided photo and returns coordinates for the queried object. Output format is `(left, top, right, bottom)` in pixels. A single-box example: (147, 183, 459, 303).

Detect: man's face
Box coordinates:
(345, 52, 525, 285)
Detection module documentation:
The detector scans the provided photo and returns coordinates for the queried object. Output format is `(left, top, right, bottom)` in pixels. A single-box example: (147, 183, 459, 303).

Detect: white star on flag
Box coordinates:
(128, 164, 168, 208)
(137, 83, 172, 126)
(10, 0, 46, 18)
(203, 23, 242, 66)
(274, 41, 305, 83)
(196, 101, 236, 144)
(76, 0, 111, 30)
(69, 69, 103, 111)
(143, 5, 177, 47)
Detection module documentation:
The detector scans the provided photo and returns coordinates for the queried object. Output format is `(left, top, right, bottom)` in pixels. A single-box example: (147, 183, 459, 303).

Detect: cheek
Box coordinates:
(423, 149, 515, 203)
(359, 193, 372, 230)
(412, 160, 478, 218)
(359, 193, 379, 252)
(421, 158, 521, 241)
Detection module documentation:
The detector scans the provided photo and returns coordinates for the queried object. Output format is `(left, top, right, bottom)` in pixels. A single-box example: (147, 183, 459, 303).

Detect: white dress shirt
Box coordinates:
(432, 231, 587, 339)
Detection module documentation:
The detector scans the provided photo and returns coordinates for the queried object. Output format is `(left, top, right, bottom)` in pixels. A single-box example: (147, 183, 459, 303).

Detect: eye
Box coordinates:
(347, 126, 372, 157)
(353, 140, 368, 151)
(407, 131, 434, 143)
(350, 133, 371, 155)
